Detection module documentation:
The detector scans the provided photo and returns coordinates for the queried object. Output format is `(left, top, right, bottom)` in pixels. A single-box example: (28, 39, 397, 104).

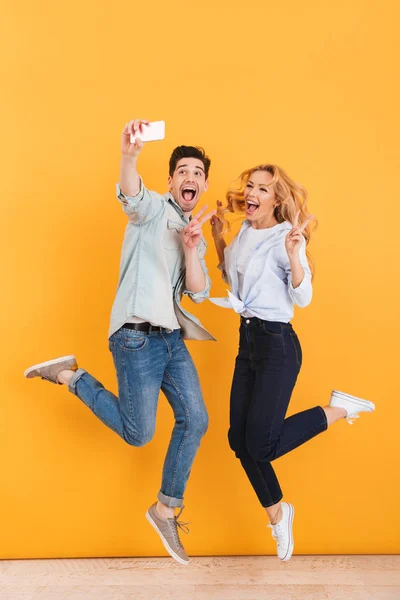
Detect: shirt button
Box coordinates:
(246, 319, 250, 324)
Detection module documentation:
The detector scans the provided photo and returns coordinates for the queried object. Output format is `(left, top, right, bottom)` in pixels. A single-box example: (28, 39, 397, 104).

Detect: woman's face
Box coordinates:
(244, 170, 277, 225)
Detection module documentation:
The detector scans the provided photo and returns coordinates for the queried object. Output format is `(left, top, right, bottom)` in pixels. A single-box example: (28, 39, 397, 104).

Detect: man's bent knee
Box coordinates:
(190, 410, 209, 441)
(123, 427, 155, 447)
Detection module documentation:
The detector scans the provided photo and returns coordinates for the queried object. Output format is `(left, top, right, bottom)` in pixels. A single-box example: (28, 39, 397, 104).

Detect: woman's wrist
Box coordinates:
(288, 250, 301, 263)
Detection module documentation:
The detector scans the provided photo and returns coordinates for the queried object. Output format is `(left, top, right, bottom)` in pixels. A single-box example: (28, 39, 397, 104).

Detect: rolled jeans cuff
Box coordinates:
(68, 368, 87, 394)
(263, 493, 284, 509)
(157, 490, 184, 508)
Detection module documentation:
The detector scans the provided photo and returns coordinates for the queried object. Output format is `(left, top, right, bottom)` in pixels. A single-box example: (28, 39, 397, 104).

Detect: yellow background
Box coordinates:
(1, 1, 399, 558)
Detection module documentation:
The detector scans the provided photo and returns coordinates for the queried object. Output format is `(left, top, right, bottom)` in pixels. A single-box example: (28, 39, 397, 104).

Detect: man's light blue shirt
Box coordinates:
(109, 180, 214, 341)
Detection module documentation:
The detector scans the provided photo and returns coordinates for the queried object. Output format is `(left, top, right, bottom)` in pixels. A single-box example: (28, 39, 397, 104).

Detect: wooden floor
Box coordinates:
(0, 556, 399, 599)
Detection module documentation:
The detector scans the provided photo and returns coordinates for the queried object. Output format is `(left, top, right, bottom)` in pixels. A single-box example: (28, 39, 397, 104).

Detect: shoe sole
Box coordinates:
(145, 510, 189, 566)
(280, 504, 294, 562)
(331, 392, 375, 412)
(24, 355, 76, 378)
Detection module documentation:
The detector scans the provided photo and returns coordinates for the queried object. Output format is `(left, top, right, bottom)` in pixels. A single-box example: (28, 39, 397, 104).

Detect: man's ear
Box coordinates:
(204, 179, 209, 192)
(168, 175, 172, 189)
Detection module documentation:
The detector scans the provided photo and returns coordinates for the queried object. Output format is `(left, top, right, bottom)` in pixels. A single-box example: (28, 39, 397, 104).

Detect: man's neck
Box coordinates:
(167, 193, 190, 220)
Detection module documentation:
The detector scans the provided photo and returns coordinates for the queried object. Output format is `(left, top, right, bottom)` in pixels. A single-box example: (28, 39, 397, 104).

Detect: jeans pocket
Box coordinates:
(261, 322, 283, 338)
(108, 333, 117, 352)
(120, 331, 149, 352)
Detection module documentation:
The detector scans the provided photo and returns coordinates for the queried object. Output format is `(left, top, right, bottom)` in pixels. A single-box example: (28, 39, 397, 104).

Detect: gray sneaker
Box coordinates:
(146, 503, 190, 565)
(24, 355, 78, 384)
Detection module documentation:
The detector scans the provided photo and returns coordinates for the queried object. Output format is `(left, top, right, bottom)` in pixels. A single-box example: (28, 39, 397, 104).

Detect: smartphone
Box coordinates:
(130, 120, 165, 143)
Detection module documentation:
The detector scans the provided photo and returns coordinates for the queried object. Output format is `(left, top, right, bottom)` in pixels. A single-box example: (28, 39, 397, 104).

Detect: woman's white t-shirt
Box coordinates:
(236, 226, 273, 301)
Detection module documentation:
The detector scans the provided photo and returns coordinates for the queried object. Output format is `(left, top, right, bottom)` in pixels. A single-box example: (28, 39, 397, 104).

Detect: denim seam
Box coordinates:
(163, 369, 190, 498)
(265, 384, 283, 461)
(289, 334, 301, 368)
(161, 330, 172, 358)
(254, 460, 282, 507)
(120, 335, 149, 353)
(264, 328, 287, 456)
(71, 371, 123, 436)
(281, 326, 286, 357)
(92, 405, 123, 435)
(277, 419, 327, 458)
(120, 343, 135, 443)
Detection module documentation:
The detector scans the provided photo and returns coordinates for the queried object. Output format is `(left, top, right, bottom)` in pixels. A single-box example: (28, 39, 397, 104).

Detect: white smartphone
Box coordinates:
(130, 120, 165, 143)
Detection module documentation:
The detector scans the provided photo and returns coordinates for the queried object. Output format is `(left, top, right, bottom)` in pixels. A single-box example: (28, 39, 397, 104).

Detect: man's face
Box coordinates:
(168, 157, 209, 214)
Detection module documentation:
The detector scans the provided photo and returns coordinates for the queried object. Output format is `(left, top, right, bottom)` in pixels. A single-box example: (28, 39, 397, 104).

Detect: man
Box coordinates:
(24, 119, 215, 565)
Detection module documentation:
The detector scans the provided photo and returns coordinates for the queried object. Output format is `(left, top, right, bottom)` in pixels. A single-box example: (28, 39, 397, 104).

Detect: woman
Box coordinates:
(210, 164, 374, 561)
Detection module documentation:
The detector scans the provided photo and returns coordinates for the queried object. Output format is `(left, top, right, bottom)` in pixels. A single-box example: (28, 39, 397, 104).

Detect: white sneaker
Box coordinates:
(268, 502, 294, 561)
(330, 390, 375, 424)
(24, 355, 78, 384)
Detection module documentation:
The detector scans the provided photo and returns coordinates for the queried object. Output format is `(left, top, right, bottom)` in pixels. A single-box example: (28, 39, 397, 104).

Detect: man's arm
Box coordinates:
(184, 246, 208, 294)
(117, 119, 164, 223)
(181, 206, 216, 301)
(119, 119, 147, 196)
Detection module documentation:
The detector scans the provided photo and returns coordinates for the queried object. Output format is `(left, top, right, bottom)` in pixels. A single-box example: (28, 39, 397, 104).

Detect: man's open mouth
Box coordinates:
(246, 200, 259, 214)
(181, 186, 197, 203)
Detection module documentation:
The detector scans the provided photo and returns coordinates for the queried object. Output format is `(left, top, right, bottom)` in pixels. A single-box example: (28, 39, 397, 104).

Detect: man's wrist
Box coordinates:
(121, 153, 138, 164)
(183, 245, 198, 254)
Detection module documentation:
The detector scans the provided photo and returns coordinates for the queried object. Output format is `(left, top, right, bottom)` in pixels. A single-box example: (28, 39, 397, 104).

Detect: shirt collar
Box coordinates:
(240, 219, 292, 233)
(163, 192, 190, 223)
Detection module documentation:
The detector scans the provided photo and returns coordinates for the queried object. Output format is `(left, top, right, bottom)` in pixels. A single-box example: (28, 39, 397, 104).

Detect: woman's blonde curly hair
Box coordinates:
(217, 164, 316, 274)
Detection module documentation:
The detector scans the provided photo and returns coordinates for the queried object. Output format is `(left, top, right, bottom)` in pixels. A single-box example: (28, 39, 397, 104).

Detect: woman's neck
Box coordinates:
(251, 214, 279, 230)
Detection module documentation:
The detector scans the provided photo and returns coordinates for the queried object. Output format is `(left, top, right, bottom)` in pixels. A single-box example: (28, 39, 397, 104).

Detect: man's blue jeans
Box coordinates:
(68, 327, 208, 507)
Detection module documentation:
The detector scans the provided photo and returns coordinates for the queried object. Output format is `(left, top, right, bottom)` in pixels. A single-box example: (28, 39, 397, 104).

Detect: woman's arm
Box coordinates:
(284, 212, 314, 307)
(213, 234, 227, 266)
(288, 253, 305, 289)
(210, 201, 227, 266)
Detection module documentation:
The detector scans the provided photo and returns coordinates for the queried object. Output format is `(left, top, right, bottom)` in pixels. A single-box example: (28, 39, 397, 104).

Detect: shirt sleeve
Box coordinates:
(284, 238, 313, 308)
(116, 178, 164, 223)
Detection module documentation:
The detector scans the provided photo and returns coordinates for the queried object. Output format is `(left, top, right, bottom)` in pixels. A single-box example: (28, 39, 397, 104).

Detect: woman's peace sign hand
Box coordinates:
(285, 211, 315, 257)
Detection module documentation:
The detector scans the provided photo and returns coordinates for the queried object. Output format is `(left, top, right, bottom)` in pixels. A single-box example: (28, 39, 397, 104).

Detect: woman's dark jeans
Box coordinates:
(229, 317, 327, 507)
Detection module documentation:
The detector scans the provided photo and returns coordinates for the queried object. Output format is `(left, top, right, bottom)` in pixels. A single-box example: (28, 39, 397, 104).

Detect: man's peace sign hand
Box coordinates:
(181, 206, 216, 250)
